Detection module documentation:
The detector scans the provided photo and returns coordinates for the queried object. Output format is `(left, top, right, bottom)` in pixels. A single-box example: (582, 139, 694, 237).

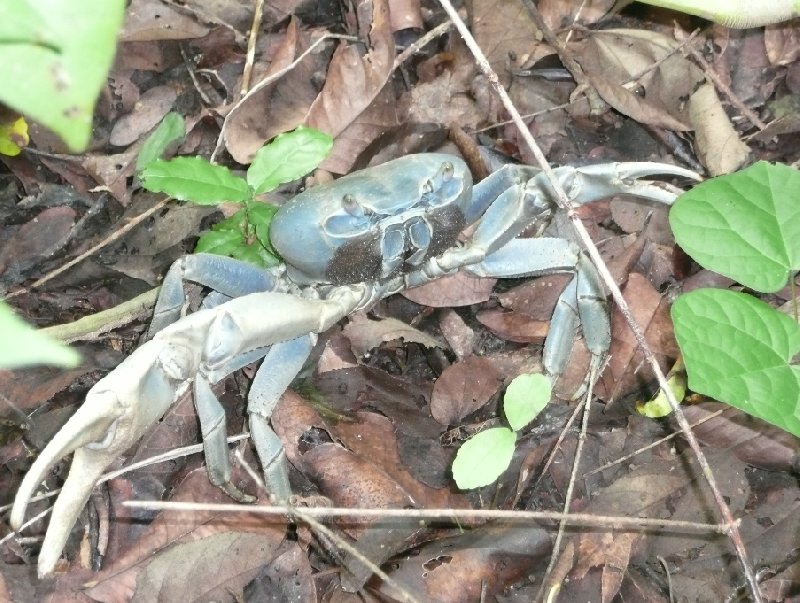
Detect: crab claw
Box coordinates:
(545, 161, 702, 207)
(10, 340, 184, 577)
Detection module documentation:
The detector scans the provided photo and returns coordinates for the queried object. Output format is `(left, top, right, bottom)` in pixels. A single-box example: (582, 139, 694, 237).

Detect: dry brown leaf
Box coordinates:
(378, 526, 551, 602)
(131, 534, 299, 602)
(472, 0, 539, 79)
(681, 403, 800, 472)
(388, 0, 423, 31)
(109, 85, 177, 147)
(538, 0, 616, 29)
(475, 308, 550, 343)
(497, 274, 571, 321)
(305, 0, 394, 142)
(574, 531, 638, 603)
(573, 30, 702, 131)
(430, 356, 503, 425)
(688, 83, 750, 175)
(402, 271, 496, 307)
(82, 469, 284, 601)
(120, 0, 209, 42)
(224, 19, 321, 164)
(343, 313, 442, 357)
(597, 273, 677, 403)
(316, 331, 359, 373)
(765, 21, 800, 65)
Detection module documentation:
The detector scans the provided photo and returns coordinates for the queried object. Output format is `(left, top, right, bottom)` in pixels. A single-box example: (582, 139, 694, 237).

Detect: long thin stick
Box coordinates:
(435, 2, 762, 600)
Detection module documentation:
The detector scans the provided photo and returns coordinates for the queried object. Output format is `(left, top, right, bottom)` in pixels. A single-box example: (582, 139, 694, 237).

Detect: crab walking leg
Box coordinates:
(467, 238, 609, 381)
(248, 335, 316, 502)
(148, 253, 286, 336)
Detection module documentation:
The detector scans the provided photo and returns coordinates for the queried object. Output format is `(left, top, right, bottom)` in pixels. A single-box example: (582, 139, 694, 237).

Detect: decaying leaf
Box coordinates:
(343, 312, 442, 357)
(430, 356, 504, 425)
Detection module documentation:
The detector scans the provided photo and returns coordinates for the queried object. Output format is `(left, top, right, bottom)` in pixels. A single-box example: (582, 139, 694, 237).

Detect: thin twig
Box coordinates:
(392, 21, 452, 69)
(436, 2, 763, 600)
(234, 451, 420, 603)
(684, 43, 767, 131)
(210, 32, 356, 163)
(581, 408, 725, 479)
(538, 367, 595, 600)
(3, 198, 169, 301)
(240, 0, 265, 95)
(121, 500, 728, 533)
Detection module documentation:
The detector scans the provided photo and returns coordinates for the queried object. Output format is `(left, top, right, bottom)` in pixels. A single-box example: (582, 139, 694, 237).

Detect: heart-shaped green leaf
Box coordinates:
(672, 289, 800, 437)
(670, 162, 800, 292)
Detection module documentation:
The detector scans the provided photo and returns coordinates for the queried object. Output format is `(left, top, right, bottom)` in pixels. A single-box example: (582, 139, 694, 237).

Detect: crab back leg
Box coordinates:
(467, 237, 608, 383)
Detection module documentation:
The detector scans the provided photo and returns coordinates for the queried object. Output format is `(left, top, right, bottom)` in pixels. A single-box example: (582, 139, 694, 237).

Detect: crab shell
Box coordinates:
(269, 154, 472, 286)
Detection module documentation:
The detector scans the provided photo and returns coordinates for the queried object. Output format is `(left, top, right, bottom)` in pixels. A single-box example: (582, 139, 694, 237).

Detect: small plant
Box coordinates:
(139, 125, 333, 266)
(670, 161, 800, 437)
(452, 373, 552, 489)
(0, 0, 125, 368)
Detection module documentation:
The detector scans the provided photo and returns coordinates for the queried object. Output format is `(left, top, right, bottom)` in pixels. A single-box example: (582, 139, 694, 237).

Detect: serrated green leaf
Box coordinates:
(504, 373, 552, 432)
(0, 0, 125, 151)
(195, 229, 244, 256)
(141, 157, 251, 204)
(136, 113, 186, 172)
(672, 289, 800, 437)
(0, 302, 80, 369)
(452, 427, 516, 489)
(230, 245, 280, 268)
(247, 127, 333, 195)
(248, 203, 279, 252)
(670, 162, 800, 293)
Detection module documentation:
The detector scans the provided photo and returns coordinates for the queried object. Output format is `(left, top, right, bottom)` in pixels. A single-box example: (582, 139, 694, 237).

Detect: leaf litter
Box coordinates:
(2, 0, 800, 601)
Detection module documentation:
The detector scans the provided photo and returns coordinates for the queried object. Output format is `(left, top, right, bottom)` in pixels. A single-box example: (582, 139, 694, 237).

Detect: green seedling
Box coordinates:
(140, 126, 333, 267)
(452, 373, 552, 490)
(670, 161, 800, 438)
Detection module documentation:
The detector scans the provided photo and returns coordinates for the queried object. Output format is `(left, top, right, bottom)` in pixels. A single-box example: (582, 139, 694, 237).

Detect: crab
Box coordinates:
(10, 153, 699, 576)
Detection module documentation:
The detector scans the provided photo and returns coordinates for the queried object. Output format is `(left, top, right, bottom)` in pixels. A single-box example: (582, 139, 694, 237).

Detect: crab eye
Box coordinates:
(440, 161, 454, 182)
(423, 180, 434, 194)
(342, 194, 365, 217)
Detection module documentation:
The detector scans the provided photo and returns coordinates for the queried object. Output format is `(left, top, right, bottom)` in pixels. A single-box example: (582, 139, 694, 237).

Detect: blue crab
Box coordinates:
(10, 153, 698, 576)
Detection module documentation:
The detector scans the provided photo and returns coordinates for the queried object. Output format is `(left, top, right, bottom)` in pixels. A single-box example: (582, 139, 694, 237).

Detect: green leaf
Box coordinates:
(136, 113, 186, 172)
(195, 229, 244, 256)
(672, 289, 800, 437)
(670, 162, 800, 293)
(247, 127, 333, 195)
(0, 301, 80, 369)
(504, 373, 552, 432)
(248, 203, 279, 254)
(141, 157, 252, 204)
(195, 207, 280, 268)
(0, 0, 125, 151)
(452, 427, 517, 490)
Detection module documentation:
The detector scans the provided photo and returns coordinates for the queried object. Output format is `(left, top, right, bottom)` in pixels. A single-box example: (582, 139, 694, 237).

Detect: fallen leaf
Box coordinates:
(430, 356, 503, 425)
(343, 313, 442, 357)
(402, 271, 496, 307)
(475, 308, 550, 343)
